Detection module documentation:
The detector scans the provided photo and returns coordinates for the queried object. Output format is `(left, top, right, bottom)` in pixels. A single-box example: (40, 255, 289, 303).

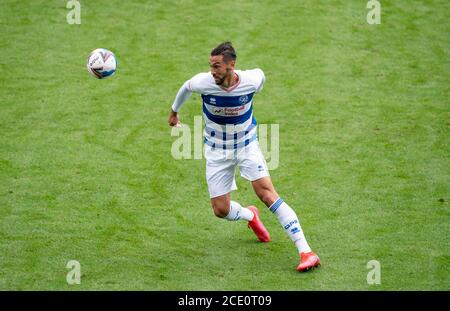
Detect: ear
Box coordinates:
(228, 59, 236, 69)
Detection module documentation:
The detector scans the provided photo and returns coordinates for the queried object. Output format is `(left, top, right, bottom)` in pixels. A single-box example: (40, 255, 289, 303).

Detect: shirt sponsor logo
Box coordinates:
(223, 105, 245, 116)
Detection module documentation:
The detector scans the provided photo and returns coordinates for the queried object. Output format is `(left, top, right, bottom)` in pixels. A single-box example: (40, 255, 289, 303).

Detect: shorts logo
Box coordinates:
(209, 97, 216, 104)
(239, 95, 249, 104)
(257, 165, 265, 172)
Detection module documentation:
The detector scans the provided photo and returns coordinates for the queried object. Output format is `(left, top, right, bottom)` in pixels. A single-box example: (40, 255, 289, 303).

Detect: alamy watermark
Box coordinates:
(170, 116, 280, 170)
(367, 260, 381, 285)
(66, 0, 81, 25)
(367, 0, 381, 25)
(66, 260, 81, 285)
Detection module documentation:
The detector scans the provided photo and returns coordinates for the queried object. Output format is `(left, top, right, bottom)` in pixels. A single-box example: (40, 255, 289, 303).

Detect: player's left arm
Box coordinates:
(253, 68, 266, 93)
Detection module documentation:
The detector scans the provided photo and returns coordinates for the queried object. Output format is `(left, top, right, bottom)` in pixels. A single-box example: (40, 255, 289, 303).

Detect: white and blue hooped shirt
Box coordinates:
(187, 69, 265, 150)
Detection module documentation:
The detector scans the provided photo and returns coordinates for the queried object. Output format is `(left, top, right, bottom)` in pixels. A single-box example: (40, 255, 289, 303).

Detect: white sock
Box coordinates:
(270, 198, 312, 253)
(225, 201, 254, 221)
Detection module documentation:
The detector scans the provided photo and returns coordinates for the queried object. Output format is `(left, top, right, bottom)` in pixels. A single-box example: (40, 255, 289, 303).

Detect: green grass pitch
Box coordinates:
(0, 0, 449, 290)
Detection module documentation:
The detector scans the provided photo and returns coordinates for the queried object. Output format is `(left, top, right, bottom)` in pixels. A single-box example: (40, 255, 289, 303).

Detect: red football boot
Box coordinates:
(247, 206, 271, 243)
(297, 251, 321, 272)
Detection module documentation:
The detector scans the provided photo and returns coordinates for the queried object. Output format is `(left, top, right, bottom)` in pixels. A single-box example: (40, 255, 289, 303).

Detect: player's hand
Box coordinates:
(168, 110, 181, 127)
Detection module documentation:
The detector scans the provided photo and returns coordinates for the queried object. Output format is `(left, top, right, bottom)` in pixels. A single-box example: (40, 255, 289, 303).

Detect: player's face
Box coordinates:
(209, 55, 234, 85)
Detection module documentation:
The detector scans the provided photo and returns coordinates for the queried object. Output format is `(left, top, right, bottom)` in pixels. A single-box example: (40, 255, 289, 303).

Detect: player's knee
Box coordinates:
(257, 190, 278, 207)
(211, 203, 228, 218)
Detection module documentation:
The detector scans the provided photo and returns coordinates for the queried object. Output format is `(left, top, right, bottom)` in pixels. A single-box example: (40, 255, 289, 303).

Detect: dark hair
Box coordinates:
(211, 41, 236, 63)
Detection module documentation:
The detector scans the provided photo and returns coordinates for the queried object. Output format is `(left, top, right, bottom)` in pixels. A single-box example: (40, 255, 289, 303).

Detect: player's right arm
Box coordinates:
(168, 73, 209, 127)
(168, 80, 192, 127)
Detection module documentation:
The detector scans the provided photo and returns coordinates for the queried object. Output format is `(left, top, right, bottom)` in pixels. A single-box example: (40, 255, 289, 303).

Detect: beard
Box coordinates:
(213, 75, 226, 85)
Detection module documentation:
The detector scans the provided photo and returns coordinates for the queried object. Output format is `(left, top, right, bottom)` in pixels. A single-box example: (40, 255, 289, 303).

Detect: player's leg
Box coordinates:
(210, 192, 231, 218)
(205, 146, 269, 242)
(209, 187, 270, 242)
(251, 176, 320, 271)
(252, 176, 311, 252)
(210, 192, 252, 221)
(206, 153, 252, 221)
(238, 141, 319, 271)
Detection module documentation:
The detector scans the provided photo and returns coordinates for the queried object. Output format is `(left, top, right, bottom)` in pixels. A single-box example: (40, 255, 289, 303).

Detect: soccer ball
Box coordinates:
(86, 48, 117, 79)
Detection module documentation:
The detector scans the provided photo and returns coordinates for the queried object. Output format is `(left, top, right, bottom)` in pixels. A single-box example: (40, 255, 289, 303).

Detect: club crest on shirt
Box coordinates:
(239, 95, 249, 104)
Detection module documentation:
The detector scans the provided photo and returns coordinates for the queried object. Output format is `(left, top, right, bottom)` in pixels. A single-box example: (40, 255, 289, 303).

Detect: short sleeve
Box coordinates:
(187, 72, 210, 93)
(252, 68, 265, 93)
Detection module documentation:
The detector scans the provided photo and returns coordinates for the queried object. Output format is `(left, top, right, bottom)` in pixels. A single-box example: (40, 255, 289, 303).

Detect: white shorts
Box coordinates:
(205, 140, 270, 198)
